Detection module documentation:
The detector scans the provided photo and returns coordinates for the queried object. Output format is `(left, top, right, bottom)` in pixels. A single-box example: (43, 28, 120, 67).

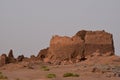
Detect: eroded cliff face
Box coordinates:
(43, 30, 114, 64)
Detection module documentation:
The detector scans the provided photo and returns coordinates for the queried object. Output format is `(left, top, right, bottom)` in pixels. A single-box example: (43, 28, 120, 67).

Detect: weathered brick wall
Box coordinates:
(47, 35, 85, 64)
(84, 31, 114, 55)
(44, 30, 115, 64)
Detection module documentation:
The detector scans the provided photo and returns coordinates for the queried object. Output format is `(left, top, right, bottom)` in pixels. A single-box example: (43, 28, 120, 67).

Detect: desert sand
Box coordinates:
(0, 55, 120, 80)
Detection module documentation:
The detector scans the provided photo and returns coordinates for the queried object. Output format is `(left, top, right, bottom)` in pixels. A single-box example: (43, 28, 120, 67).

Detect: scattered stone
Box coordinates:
(17, 55, 24, 62)
(92, 67, 101, 73)
(91, 50, 102, 57)
(104, 52, 114, 56)
(106, 72, 118, 78)
(30, 55, 36, 59)
(115, 72, 120, 77)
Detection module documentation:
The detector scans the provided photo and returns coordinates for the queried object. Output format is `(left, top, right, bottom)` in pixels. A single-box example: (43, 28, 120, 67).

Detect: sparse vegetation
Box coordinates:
(0, 72, 8, 80)
(0, 72, 2, 74)
(114, 65, 120, 70)
(16, 78, 20, 80)
(41, 65, 50, 71)
(63, 72, 79, 77)
(46, 73, 56, 78)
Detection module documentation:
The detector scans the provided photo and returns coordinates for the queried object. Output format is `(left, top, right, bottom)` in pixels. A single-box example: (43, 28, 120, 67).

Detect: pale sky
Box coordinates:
(0, 0, 120, 57)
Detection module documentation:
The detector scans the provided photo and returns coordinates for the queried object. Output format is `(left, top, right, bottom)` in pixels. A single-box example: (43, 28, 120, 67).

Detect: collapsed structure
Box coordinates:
(0, 30, 115, 66)
(38, 30, 114, 64)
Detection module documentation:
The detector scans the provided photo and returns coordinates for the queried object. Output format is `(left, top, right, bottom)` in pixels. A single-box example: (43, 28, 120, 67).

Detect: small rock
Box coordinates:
(114, 72, 120, 77)
(17, 55, 24, 62)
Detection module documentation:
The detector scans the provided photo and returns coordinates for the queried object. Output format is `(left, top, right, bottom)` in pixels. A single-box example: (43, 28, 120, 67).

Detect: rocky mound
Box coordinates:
(39, 30, 114, 64)
(0, 30, 115, 66)
(0, 49, 16, 66)
(0, 50, 27, 66)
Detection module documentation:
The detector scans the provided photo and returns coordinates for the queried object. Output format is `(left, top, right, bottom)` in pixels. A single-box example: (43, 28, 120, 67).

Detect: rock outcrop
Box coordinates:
(0, 54, 8, 67)
(17, 55, 24, 62)
(42, 30, 114, 64)
(8, 49, 14, 58)
(0, 50, 25, 66)
(8, 49, 16, 63)
(0, 30, 115, 66)
(37, 48, 49, 60)
(0, 50, 16, 66)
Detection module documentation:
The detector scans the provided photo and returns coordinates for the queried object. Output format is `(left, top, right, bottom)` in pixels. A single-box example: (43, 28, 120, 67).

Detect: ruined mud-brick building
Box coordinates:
(76, 30, 114, 55)
(0, 30, 115, 65)
(38, 30, 114, 64)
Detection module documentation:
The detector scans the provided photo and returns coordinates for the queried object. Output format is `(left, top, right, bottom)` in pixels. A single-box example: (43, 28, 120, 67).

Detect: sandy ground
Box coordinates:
(0, 55, 120, 80)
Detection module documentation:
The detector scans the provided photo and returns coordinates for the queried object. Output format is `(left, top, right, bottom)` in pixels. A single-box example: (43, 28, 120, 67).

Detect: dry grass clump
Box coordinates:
(46, 73, 56, 78)
(0, 72, 8, 79)
(63, 72, 79, 77)
(41, 65, 50, 71)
